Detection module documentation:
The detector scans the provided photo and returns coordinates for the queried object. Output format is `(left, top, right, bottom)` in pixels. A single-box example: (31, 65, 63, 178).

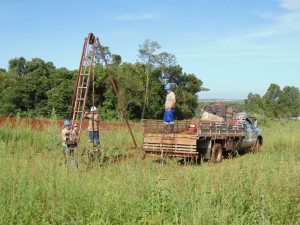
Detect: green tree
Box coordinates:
(112, 63, 145, 120)
(8, 57, 27, 77)
(157, 52, 177, 82)
(263, 83, 282, 117)
(144, 68, 165, 119)
(244, 93, 264, 115)
(0, 86, 22, 115)
(245, 84, 300, 119)
(112, 54, 122, 66)
(138, 39, 161, 119)
(92, 64, 118, 120)
(277, 86, 300, 118)
(46, 68, 77, 118)
(175, 73, 203, 119)
(94, 45, 112, 65)
(17, 58, 55, 116)
(0, 70, 21, 115)
(1, 58, 57, 117)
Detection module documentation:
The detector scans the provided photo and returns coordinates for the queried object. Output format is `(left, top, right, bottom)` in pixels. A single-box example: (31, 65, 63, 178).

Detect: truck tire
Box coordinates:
(252, 139, 261, 154)
(212, 143, 223, 163)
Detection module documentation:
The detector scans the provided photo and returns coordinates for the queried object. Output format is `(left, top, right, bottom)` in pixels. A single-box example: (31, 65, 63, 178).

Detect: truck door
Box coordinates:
(241, 119, 257, 148)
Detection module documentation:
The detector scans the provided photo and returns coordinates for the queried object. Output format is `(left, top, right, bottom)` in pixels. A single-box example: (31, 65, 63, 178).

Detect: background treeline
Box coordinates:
(0, 40, 203, 120)
(0, 40, 299, 120)
(244, 83, 300, 119)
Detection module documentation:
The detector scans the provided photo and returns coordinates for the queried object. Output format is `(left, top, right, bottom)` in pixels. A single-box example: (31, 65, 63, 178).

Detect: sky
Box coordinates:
(1, 0, 300, 99)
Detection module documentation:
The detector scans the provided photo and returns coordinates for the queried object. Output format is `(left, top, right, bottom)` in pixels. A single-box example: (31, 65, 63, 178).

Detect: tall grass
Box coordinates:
(0, 118, 299, 224)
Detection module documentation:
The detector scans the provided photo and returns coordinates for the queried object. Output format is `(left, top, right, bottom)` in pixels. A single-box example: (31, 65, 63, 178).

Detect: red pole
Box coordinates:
(96, 38, 138, 149)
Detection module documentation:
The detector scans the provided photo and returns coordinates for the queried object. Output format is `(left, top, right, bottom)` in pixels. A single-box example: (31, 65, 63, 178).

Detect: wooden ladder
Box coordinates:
(69, 33, 96, 138)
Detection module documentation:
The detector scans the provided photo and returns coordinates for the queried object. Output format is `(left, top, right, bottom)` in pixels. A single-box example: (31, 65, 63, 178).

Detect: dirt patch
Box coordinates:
(0, 117, 142, 131)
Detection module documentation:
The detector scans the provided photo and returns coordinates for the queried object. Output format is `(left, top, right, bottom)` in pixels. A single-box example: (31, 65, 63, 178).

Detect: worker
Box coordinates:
(84, 106, 100, 146)
(61, 119, 79, 169)
(163, 83, 176, 132)
(61, 119, 72, 164)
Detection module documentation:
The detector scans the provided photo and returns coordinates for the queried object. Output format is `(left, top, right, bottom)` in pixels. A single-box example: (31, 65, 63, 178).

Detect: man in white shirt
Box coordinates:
(163, 83, 176, 132)
(84, 106, 100, 146)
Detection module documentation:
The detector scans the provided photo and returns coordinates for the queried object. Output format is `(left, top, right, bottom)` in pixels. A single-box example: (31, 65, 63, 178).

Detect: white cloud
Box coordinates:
(185, 0, 300, 63)
(274, 0, 300, 32)
(279, 0, 300, 11)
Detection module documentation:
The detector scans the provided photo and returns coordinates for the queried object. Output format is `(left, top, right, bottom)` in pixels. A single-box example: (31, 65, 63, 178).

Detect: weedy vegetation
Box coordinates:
(0, 117, 299, 224)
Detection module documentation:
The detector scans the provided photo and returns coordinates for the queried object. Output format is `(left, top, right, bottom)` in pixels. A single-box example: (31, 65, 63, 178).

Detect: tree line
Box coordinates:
(0, 39, 299, 120)
(244, 83, 300, 119)
(0, 40, 203, 120)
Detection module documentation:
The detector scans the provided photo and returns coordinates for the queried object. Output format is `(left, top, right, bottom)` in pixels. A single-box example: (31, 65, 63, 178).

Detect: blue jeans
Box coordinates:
(163, 108, 175, 124)
(89, 131, 100, 145)
(62, 145, 67, 156)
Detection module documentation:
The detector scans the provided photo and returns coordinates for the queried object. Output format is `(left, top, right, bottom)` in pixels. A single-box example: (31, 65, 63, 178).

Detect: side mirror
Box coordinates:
(253, 120, 257, 128)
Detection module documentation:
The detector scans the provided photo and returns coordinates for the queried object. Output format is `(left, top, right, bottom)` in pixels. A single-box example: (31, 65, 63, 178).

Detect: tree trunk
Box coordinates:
(141, 72, 149, 120)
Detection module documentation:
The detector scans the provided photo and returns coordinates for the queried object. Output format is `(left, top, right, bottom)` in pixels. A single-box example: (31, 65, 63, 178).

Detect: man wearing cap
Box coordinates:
(61, 119, 72, 163)
(163, 83, 176, 132)
(84, 106, 100, 146)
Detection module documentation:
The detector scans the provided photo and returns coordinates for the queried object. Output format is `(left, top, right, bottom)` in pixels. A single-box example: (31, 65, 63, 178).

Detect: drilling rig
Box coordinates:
(66, 33, 137, 159)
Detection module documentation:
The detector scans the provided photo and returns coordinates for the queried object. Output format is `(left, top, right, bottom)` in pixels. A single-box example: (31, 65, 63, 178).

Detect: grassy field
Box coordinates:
(0, 117, 299, 224)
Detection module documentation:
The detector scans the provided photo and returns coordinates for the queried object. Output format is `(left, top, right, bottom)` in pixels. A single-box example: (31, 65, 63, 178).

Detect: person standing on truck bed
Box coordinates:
(163, 83, 176, 132)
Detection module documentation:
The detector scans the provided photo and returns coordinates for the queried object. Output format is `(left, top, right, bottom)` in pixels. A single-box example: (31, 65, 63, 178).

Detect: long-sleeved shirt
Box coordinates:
(86, 113, 100, 131)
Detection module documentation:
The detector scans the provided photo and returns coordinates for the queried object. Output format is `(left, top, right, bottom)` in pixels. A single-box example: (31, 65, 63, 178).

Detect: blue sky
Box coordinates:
(1, 0, 299, 99)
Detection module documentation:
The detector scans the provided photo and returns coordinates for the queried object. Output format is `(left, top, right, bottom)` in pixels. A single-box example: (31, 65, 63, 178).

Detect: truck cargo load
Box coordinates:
(142, 103, 263, 162)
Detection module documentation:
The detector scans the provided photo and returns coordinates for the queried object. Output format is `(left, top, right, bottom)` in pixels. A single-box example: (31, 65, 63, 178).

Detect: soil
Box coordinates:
(0, 117, 141, 131)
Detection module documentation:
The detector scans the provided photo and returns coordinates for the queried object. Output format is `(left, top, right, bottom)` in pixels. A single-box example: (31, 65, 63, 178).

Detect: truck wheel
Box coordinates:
(212, 143, 223, 163)
(252, 139, 261, 153)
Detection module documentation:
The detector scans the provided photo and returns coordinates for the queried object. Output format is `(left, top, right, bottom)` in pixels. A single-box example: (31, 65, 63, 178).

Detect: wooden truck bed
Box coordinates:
(198, 120, 246, 138)
(142, 119, 246, 157)
(142, 120, 197, 156)
(143, 133, 199, 156)
(143, 119, 192, 133)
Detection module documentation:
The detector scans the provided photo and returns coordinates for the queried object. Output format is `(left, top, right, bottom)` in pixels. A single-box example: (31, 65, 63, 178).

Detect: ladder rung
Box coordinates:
(77, 98, 85, 101)
(81, 73, 90, 76)
(78, 87, 87, 89)
(79, 81, 88, 85)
